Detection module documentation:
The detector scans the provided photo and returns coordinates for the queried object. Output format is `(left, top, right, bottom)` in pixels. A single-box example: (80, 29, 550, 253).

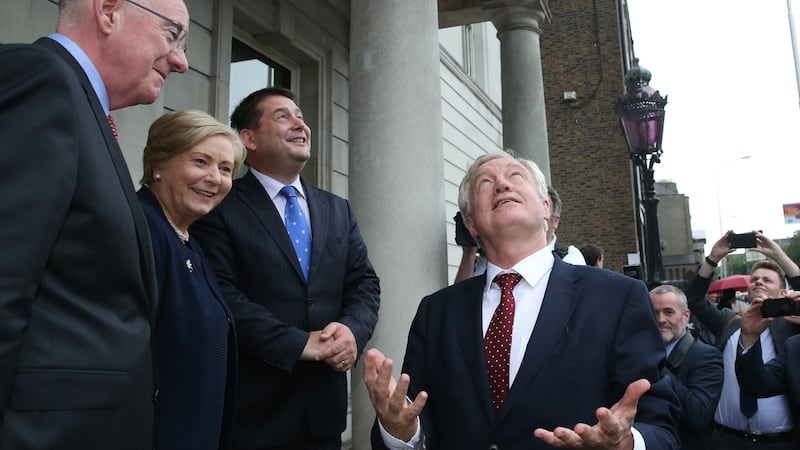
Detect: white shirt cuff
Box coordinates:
(378, 418, 424, 450)
(632, 426, 646, 450)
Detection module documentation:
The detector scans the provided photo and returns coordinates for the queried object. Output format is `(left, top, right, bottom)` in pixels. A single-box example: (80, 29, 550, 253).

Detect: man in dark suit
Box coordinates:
(0, 0, 189, 448)
(686, 231, 800, 449)
(650, 284, 723, 450)
(363, 152, 679, 450)
(736, 291, 800, 443)
(192, 87, 380, 449)
(736, 291, 800, 446)
(738, 333, 800, 440)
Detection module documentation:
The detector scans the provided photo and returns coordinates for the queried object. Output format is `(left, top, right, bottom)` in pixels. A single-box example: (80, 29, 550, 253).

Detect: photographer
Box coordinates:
(736, 291, 800, 444)
(686, 231, 800, 449)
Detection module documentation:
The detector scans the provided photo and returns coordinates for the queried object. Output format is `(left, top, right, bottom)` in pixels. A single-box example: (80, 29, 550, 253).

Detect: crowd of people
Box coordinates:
(2, 1, 800, 450)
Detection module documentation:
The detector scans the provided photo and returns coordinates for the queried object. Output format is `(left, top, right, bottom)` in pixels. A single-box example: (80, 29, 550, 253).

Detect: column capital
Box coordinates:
(484, 0, 551, 34)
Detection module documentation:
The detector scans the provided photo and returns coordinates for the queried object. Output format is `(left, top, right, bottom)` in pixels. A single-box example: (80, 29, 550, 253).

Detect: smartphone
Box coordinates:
(728, 232, 757, 249)
(761, 298, 800, 317)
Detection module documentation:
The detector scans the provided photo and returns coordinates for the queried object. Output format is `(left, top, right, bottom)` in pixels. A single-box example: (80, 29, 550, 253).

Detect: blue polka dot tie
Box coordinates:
(485, 272, 522, 411)
(279, 186, 311, 281)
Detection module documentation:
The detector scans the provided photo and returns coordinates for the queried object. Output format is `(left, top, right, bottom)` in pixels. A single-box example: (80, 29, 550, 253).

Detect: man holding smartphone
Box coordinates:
(686, 231, 800, 450)
(736, 291, 800, 444)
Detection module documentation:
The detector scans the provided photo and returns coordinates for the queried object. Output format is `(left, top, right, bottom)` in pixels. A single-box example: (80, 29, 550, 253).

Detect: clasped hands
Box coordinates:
(363, 348, 645, 450)
(301, 321, 356, 372)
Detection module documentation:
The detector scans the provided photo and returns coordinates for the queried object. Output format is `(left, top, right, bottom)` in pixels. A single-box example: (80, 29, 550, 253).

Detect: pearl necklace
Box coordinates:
(166, 217, 189, 243)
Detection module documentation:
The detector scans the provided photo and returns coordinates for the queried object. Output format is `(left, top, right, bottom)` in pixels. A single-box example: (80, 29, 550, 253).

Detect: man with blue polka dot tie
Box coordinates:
(192, 87, 380, 449)
(280, 185, 311, 281)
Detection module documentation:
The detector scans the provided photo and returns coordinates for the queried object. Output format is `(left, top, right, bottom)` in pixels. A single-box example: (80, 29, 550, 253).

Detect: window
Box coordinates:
(229, 38, 291, 118)
(438, 23, 501, 107)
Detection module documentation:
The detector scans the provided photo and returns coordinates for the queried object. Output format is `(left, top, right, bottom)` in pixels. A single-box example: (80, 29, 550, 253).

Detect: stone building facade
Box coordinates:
(2, 1, 646, 447)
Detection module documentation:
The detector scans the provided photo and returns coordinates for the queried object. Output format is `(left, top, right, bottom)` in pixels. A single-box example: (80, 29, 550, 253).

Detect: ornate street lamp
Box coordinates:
(615, 59, 668, 287)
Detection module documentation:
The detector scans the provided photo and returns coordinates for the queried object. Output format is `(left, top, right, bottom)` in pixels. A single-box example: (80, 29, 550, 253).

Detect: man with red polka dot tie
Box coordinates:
(363, 152, 679, 450)
(485, 272, 522, 411)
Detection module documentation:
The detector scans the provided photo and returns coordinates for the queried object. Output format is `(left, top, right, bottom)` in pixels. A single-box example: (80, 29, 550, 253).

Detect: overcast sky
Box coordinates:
(627, 0, 800, 247)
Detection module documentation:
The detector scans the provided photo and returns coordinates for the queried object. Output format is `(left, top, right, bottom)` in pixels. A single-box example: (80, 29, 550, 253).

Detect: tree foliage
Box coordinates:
(783, 231, 800, 267)
(725, 253, 748, 276)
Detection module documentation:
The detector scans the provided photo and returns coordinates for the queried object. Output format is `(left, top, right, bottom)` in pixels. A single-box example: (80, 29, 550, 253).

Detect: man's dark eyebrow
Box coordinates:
(272, 106, 303, 116)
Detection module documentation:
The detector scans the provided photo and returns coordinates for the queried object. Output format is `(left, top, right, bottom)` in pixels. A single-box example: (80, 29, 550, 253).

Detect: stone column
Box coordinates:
(489, 0, 552, 181)
(348, 0, 446, 448)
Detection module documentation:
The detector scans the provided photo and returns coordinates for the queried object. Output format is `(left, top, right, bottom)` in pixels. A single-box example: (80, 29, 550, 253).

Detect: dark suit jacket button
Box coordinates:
(152, 389, 159, 403)
(307, 298, 314, 307)
(488, 446, 499, 450)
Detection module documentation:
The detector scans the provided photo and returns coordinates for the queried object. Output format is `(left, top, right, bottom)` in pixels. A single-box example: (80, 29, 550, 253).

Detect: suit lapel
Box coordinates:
(455, 274, 498, 421)
(236, 172, 305, 280)
(770, 317, 799, 354)
(35, 38, 158, 319)
(667, 333, 694, 369)
(303, 180, 327, 283)
(498, 260, 581, 420)
(718, 315, 741, 351)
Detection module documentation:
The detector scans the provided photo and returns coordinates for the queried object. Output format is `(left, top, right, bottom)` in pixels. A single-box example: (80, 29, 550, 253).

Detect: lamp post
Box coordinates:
(615, 59, 668, 288)
(787, 0, 800, 110)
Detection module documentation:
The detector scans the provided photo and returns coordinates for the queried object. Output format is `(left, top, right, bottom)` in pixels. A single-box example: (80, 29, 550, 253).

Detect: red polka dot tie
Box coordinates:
(107, 114, 119, 142)
(485, 272, 522, 411)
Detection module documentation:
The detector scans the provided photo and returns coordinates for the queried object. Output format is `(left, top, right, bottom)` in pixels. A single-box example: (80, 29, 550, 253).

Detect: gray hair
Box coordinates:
(457, 152, 547, 217)
(456, 152, 549, 248)
(649, 284, 688, 312)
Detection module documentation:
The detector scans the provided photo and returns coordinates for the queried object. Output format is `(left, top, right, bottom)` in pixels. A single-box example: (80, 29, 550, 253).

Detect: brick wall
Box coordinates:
(540, 0, 640, 273)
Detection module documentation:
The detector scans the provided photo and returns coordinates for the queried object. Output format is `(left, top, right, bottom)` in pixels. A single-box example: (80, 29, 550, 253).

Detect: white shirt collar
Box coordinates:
(250, 168, 305, 200)
(48, 33, 110, 115)
(484, 246, 555, 294)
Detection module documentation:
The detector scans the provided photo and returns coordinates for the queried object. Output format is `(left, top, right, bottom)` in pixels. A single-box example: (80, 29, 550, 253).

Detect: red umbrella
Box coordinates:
(707, 275, 751, 294)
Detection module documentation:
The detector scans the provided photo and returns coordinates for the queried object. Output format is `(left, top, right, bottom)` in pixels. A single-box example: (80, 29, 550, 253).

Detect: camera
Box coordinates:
(623, 265, 643, 280)
(761, 298, 800, 317)
(728, 232, 757, 249)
